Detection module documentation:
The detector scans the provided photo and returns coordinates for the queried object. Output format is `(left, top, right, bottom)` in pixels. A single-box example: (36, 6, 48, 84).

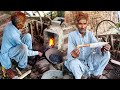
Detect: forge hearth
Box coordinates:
(44, 31, 59, 49)
(44, 25, 75, 51)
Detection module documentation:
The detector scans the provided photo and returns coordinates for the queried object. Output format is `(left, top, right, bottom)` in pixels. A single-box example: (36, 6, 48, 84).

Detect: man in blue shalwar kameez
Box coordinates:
(64, 12, 111, 79)
(0, 12, 43, 78)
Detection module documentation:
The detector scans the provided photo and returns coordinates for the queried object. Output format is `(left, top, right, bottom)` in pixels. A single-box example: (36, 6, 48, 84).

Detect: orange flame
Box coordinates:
(49, 37, 54, 47)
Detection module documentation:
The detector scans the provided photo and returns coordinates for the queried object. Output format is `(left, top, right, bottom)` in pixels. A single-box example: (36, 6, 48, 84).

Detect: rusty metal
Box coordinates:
(35, 59, 50, 74)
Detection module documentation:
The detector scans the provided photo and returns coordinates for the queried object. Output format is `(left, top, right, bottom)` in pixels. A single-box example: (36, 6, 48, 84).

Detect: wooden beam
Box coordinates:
(110, 34, 114, 50)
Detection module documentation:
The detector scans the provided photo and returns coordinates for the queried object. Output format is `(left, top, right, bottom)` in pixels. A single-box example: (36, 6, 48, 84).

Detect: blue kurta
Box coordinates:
(64, 30, 110, 79)
(67, 30, 101, 63)
(0, 22, 38, 69)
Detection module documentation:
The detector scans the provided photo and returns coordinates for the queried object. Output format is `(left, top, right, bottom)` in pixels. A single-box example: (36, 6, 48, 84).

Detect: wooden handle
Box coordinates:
(17, 70, 31, 79)
(16, 67, 22, 75)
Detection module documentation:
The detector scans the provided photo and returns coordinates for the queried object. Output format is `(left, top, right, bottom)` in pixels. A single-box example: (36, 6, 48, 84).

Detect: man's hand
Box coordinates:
(38, 52, 43, 57)
(71, 48, 80, 58)
(20, 29, 27, 34)
(101, 44, 111, 52)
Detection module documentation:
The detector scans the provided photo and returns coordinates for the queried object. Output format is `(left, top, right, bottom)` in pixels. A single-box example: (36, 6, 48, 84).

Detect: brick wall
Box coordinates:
(64, 11, 119, 34)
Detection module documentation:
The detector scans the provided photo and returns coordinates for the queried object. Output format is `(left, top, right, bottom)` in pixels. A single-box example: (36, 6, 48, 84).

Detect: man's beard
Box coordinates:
(79, 29, 86, 34)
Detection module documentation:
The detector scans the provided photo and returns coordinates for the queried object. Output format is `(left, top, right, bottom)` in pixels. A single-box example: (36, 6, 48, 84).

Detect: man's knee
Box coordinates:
(24, 33, 32, 41)
(103, 51, 111, 60)
(20, 44, 28, 54)
(18, 62, 27, 69)
(69, 59, 80, 68)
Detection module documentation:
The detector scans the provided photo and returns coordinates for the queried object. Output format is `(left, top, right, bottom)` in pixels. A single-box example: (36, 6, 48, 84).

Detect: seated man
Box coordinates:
(64, 12, 111, 79)
(0, 12, 43, 79)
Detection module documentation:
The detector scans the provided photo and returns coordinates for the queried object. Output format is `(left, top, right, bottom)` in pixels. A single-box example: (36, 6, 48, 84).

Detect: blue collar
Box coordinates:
(77, 29, 88, 37)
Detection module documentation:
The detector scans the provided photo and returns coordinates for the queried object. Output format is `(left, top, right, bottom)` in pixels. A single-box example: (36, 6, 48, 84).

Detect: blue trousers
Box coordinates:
(8, 33, 32, 69)
(64, 51, 110, 79)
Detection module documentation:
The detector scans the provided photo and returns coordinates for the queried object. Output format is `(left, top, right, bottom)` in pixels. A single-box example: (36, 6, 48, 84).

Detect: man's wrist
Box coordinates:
(101, 47, 105, 52)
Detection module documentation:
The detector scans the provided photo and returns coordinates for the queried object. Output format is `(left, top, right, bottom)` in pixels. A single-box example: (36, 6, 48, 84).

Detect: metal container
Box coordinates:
(45, 48, 63, 64)
(41, 70, 63, 79)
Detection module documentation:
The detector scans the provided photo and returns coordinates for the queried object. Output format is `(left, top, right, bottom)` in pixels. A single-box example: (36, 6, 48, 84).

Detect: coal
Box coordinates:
(49, 54, 62, 64)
